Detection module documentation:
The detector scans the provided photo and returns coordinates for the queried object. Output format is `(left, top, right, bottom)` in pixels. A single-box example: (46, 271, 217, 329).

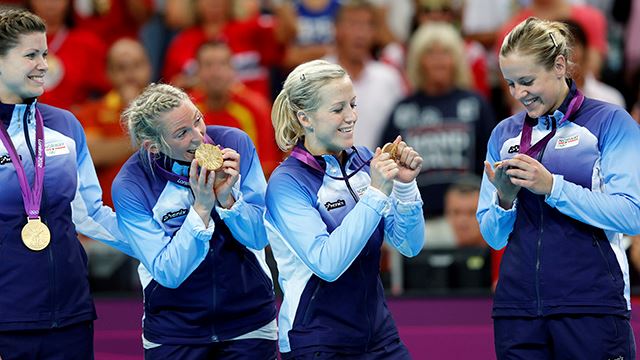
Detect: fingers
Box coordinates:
(483, 161, 495, 179)
(393, 135, 402, 145)
(189, 159, 199, 184)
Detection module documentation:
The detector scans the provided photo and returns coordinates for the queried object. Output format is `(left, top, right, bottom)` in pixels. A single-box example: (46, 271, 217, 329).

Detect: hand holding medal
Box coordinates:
(381, 135, 423, 183)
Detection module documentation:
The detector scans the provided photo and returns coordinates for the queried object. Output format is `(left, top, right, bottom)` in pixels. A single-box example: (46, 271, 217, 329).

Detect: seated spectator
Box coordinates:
(413, 0, 491, 99)
(73, 38, 150, 206)
(162, 0, 281, 98)
(190, 40, 282, 177)
(273, 0, 340, 70)
(382, 22, 496, 218)
(565, 19, 625, 107)
(424, 176, 485, 249)
(27, 0, 110, 110)
(74, 0, 152, 46)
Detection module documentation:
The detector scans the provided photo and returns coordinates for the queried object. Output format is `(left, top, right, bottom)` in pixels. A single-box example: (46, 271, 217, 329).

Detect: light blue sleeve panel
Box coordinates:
(216, 146, 269, 250)
(69, 115, 134, 257)
(546, 110, 640, 235)
(383, 180, 424, 257)
(265, 174, 389, 282)
(476, 129, 517, 250)
(112, 182, 214, 289)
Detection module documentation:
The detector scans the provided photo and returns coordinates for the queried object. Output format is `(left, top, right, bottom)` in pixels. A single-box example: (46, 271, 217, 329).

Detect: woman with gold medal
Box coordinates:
(0, 9, 133, 360)
(112, 83, 277, 359)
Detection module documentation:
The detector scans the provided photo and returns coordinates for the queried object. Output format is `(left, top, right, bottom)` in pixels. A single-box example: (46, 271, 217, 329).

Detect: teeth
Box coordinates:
(523, 98, 537, 106)
(338, 128, 352, 133)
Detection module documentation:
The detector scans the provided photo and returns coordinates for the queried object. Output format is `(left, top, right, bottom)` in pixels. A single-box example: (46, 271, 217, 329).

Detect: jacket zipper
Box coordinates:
(339, 155, 372, 347)
(592, 234, 615, 281)
(534, 121, 552, 316)
(210, 246, 218, 342)
(535, 197, 543, 316)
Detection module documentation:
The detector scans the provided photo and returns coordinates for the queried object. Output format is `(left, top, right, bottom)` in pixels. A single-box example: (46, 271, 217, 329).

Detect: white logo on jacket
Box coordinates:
(555, 134, 580, 149)
(45, 141, 70, 156)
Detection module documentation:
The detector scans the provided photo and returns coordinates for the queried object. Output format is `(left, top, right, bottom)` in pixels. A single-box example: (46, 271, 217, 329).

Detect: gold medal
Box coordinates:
(21, 217, 51, 251)
(382, 142, 399, 160)
(195, 143, 223, 171)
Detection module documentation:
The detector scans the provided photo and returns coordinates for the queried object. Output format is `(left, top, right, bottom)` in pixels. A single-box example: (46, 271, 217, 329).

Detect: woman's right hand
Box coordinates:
(370, 147, 398, 196)
(190, 159, 216, 226)
(484, 161, 520, 209)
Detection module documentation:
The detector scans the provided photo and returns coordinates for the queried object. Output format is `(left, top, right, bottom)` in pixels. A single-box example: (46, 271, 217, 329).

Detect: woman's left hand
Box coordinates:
(392, 136, 423, 183)
(503, 154, 554, 195)
(213, 148, 240, 208)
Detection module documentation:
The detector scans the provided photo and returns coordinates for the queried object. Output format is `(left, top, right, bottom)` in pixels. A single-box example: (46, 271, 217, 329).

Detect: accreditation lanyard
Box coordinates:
(0, 108, 46, 220)
(152, 134, 215, 188)
(519, 90, 585, 158)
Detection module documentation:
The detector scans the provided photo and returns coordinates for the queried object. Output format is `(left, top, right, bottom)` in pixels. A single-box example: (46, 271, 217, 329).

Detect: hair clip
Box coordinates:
(549, 33, 557, 48)
(300, 73, 306, 81)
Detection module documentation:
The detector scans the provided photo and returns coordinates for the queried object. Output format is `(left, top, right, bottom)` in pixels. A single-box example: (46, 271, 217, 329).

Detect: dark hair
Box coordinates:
(0, 8, 46, 56)
(195, 39, 231, 62)
(562, 19, 587, 49)
(25, 0, 76, 28)
(335, 0, 375, 24)
(446, 175, 481, 195)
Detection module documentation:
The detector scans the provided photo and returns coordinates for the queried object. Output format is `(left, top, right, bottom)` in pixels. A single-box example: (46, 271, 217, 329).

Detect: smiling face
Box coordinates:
(157, 100, 207, 162)
(303, 76, 357, 156)
(0, 32, 48, 104)
(499, 51, 569, 119)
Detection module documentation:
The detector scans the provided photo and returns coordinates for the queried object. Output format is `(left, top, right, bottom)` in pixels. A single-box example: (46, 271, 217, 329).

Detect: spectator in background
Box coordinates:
(564, 19, 625, 107)
(273, 0, 340, 70)
(162, 0, 281, 98)
(413, 0, 491, 99)
(324, 0, 407, 151)
(382, 22, 495, 218)
(191, 40, 282, 177)
(424, 176, 485, 249)
(461, 0, 513, 50)
(27, 0, 110, 110)
(74, 38, 151, 207)
(74, 0, 152, 47)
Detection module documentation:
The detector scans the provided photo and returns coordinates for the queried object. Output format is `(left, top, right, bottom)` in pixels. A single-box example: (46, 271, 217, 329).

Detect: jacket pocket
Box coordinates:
(593, 234, 615, 281)
(145, 282, 161, 313)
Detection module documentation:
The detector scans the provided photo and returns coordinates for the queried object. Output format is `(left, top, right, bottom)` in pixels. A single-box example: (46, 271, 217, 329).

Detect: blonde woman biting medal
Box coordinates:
(0, 9, 133, 359)
(113, 83, 277, 359)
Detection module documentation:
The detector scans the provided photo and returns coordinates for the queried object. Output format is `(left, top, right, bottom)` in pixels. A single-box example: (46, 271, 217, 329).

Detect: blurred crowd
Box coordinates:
(3, 0, 639, 296)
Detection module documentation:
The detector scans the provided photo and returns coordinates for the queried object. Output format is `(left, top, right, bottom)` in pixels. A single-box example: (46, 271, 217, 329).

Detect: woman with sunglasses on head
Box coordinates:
(477, 17, 640, 359)
(265, 59, 424, 359)
(113, 83, 277, 359)
(0, 8, 132, 359)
